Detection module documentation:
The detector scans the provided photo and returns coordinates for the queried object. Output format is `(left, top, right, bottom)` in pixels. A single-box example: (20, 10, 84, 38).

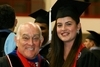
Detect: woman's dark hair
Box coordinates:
(47, 13, 82, 67)
(47, 21, 64, 67)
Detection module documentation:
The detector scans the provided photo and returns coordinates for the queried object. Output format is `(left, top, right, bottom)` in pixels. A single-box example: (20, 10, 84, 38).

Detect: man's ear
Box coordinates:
(40, 36, 44, 47)
(14, 35, 18, 47)
(91, 41, 95, 47)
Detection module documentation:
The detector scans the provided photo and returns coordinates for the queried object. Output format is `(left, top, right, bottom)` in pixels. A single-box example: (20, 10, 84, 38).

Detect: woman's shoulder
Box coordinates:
(77, 48, 90, 65)
(77, 47, 90, 59)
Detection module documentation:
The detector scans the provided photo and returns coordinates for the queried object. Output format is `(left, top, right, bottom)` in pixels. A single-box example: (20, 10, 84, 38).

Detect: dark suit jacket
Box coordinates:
(0, 30, 11, 57)
(0, 53, 49, 67)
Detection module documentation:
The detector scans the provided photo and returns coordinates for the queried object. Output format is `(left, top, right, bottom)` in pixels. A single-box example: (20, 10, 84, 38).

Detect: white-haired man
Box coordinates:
(0, 22, 49, 67)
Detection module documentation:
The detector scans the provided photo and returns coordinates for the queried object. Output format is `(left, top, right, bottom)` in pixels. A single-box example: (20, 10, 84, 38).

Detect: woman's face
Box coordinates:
(56, 16, 81, 42)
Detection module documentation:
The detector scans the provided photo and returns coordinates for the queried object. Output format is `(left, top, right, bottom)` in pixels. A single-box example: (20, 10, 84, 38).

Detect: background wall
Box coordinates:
(15, 17, 100, 33)
(14, 0, 100, 41)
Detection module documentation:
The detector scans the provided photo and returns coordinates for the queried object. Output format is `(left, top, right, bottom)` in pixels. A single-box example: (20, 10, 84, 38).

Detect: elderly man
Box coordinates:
(0, 22, 49, 67)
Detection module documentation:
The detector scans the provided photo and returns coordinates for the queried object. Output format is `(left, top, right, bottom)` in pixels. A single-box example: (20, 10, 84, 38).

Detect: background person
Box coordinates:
(84, 30, 100, 49)
(84, 30, 100, 59)
(29, 9, 54, 59)
(0, 4, 17, 56)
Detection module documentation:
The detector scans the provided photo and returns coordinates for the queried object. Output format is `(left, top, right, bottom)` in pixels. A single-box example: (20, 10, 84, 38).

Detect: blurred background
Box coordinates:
(0, 0, 100, 41)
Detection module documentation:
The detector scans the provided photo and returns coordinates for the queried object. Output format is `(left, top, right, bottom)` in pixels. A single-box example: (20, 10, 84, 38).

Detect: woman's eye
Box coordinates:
(57, 24, 62, 27)
(65, 22, 72, 26)
(66, 23, 72, 25)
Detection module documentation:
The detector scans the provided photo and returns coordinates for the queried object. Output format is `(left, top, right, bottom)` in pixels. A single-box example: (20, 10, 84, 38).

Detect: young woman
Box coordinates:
(48, 0, 92, 67)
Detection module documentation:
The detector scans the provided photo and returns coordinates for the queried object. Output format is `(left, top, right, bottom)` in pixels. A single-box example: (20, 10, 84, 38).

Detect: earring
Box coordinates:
(77, 30, 79, 34)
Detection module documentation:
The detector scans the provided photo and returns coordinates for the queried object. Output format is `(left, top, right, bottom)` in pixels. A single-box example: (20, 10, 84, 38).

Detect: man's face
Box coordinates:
(15, 24, 43, 59)
(35, 22, 49, 45)
(84, 39, 94, 49)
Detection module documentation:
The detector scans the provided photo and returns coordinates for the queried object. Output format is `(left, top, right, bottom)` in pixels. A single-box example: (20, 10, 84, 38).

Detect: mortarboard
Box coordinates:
(29, 9, 55, 41)
(87, 30, 100, 46)
(29, 9, 49, 26)
(51, 0, 90, 22)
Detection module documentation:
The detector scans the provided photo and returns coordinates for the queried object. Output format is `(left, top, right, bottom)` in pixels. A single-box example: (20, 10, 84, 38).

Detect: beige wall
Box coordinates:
(15, 16, 35, 32)
(45, 0, 57, 11)
(80, 18, 100, 33)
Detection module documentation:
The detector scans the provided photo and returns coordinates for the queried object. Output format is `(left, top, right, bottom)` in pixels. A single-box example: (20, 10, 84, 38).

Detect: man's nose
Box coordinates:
(28, 39, 33, 45)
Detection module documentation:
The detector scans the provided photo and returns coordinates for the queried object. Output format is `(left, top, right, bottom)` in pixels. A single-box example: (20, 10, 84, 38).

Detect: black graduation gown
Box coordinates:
(0, 52, 49, 67)
(0, 30, 11, 57)
(39, 43, 50, 59)
(76, 48, 100, 67)
(88, 49, 100, 67)
(90, 49, 100, 60)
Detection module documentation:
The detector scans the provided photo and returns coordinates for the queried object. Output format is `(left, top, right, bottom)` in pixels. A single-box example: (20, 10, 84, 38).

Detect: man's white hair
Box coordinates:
(16, 22, 43, 40)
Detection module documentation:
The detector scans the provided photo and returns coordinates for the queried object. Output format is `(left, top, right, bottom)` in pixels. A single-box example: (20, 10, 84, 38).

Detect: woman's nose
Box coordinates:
(61, 25, 66, 30)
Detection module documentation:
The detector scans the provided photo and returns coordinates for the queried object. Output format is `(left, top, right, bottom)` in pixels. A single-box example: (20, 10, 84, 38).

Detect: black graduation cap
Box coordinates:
(51, 0, 90, 22)
(87, 30, 100, 46)
(29, 9, 49, 26)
